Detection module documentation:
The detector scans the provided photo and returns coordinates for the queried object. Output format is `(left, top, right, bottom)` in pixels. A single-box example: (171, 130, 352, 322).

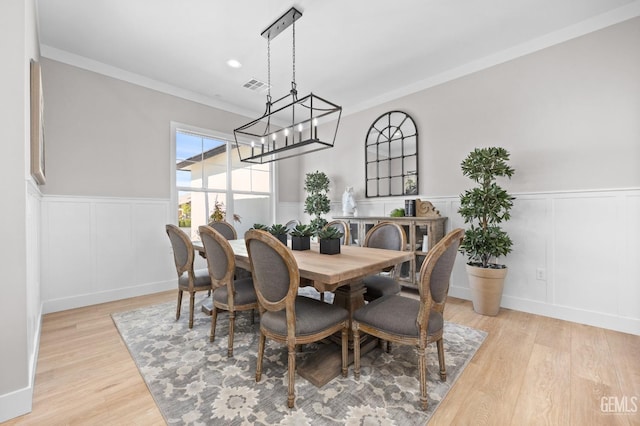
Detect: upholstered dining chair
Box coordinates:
(284, 219, 301, 233)
(166, 224, 212, 328)
(362, 221, 407, 301)
(324, 220, 351, 246)
(352, 228, 465, 411)
(245, 229, 349, 408)
(199, 225, 258, 357)
(207, 220, 237, 240)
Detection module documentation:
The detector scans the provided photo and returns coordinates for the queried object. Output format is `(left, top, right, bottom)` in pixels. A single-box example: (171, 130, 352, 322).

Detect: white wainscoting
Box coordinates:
(317, 188, 640, 335)
(41, 191, 639, 335)
(41, 196, 176, 313)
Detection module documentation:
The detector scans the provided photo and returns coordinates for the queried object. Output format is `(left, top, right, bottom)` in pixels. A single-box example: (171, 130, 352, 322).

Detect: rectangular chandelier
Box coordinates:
(234, 7, 342, 164)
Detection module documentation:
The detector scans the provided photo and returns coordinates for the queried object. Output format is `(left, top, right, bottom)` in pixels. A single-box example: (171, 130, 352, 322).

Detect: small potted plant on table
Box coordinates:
(269, 224, 289, 246)
(317, 226, 343, 255)
(290, 224, 313, 251)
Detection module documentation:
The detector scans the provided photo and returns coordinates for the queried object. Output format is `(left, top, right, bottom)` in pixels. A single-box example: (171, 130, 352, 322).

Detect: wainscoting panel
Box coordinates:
(552, 194, 619, 314)
(42, 196, 175, 313)
(620, 193, 640, 320)
(319, 188, 639, 335)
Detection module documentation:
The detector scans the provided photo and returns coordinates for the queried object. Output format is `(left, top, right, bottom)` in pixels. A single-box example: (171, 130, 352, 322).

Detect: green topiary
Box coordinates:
(458, 147, 515, 268)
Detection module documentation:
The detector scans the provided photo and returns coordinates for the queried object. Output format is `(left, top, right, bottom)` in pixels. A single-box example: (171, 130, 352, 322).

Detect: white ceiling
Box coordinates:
(36, 0, 640, 118)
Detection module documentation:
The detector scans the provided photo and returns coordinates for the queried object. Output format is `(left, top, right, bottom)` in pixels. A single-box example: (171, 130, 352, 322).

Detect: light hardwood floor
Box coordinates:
(6, 290, 640, 425)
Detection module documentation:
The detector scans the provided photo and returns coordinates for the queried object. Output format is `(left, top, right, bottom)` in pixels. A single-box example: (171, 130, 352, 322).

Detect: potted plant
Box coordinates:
(210, 200, 241, 223)
(269, 224, 289, 245)
(317, 226, 343, 255)
(304, 171, 331, 235)
(252, 223, 269, 231)
(290, 224, 313, 251)
(458, 147, 515, 316)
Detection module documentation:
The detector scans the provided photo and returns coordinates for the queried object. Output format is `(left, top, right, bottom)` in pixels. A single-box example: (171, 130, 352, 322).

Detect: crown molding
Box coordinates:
(344, 1, 640, 116)
(39, 45, 257, 119)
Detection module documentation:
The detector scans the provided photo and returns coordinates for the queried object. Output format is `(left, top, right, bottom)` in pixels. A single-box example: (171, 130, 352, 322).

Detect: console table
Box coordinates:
(332, 215, 447, 289)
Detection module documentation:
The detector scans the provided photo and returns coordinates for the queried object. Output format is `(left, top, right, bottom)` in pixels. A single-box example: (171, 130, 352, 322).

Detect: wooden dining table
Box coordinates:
(193, 238, 413, 386)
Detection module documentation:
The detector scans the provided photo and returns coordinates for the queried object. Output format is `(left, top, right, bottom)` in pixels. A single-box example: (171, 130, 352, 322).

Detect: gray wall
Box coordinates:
(301, 17, 640, 201)
(0, 0, 41, 420)
(41, 59, 301, 199)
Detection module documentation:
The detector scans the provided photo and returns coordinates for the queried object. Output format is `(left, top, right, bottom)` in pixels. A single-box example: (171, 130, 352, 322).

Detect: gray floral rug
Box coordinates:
(112, 294, 486, 425)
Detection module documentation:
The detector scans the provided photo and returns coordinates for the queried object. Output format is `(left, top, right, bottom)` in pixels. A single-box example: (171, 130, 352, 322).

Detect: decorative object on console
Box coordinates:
(415, 199, 441, 218)
(404, 199, 416, 217)
(233, 7, 342, 164)
(341, 186, 357, 216)
(365, 111, 418, 197)
(458, 147, 515, 316)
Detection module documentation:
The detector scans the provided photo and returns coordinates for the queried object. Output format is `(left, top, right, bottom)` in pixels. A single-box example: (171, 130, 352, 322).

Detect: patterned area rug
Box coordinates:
(112, 295, 486, 425)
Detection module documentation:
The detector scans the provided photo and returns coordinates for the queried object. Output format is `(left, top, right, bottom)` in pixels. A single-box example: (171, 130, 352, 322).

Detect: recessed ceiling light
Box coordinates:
(226, 59, 242, 68)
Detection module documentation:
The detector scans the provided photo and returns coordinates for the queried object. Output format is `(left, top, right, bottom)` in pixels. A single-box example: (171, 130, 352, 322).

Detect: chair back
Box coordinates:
(417, 228, 465, 322)
(285, 219, 300, 233)
(325, 220, 350, 245)
(207, 221, 237, 240)
(166, 224, 195, 277)
(363, 221, 406, 251)
(198, 225, 235, 291)
(245, 229, 299, 314)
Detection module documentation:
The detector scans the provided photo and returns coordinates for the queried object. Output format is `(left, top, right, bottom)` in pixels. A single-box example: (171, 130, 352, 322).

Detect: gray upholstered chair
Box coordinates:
(199, 225, 257, 357)
(352, 228, 465, 411)
(362, 221, 407, 301)
(324, 220, 351, 246)
(166, 224, 212, 328)
(284, 219, 300, 233)
(245, 229, 349, 408)
(207, 220, 237, 240)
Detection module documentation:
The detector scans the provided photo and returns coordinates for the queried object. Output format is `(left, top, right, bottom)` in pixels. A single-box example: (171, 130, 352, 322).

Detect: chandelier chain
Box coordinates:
(292, 19, 296, 85)
(267, 37, 271, 103)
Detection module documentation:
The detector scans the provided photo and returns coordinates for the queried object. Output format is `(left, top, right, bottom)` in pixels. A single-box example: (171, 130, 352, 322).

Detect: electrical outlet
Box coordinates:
(536, 268, 546, 281)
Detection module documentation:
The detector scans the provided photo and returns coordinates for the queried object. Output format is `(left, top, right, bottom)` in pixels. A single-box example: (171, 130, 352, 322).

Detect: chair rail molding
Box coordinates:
(322, 187, 640, 335)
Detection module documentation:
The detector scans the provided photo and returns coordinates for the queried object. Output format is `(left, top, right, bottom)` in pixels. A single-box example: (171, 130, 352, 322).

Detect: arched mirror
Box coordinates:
(365, 111, 418, 197)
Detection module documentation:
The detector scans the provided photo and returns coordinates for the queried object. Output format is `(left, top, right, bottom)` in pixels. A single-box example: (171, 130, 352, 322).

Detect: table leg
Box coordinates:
(297, 280, 378, 387)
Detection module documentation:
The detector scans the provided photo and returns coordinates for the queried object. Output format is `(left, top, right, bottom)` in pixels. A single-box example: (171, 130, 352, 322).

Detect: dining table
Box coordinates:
(193, 238, 414, 386)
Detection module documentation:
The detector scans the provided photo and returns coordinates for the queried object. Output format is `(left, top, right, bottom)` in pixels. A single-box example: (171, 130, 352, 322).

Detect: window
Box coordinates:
(173, 124, 273, 240)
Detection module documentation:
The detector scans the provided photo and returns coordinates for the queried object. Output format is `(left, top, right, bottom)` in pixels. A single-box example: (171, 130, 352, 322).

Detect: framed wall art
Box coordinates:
(30, 59, 46, 185)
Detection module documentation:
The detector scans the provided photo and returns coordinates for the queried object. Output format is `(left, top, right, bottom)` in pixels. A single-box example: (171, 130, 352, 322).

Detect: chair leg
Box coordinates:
(418, 343, 428, 411)
(437, 338, 447, 381)
(353, 323, 361, 379)
(210, 307, 218, 342)
(227, 311, 236, 358)
(287, 342, 296, 408)
(188, 292, 195, 328)
(341, 324, 348, 377)
(176, 290, 183, 320)
(256, 332, 265, 382)
(320, 292, 325, 302)
(250, 309, 255, 325)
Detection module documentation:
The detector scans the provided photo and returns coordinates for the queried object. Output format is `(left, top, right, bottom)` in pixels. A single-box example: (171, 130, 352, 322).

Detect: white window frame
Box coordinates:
(169, 121, 277, 229)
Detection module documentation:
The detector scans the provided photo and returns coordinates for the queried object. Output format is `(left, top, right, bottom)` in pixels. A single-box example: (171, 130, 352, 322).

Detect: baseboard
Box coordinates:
(43, 280, 176, 314)
(0, 384, 33, 423)
(448, 286, 640, 336)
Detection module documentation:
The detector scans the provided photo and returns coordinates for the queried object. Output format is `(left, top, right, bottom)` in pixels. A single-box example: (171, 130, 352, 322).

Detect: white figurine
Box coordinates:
(342, 186, 357, 216)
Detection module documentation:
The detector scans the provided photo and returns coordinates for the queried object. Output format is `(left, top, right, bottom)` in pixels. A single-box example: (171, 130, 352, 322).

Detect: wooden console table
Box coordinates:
(332, 215, 447, 289)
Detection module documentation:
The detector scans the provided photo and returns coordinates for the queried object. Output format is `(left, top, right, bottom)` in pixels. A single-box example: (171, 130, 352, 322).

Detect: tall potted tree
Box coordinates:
(304, 171, 331, 235)
(458, 147, 515, 316)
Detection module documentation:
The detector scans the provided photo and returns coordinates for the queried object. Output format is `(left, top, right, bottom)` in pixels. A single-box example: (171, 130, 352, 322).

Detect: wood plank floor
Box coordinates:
(6, 291, 639, 425)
